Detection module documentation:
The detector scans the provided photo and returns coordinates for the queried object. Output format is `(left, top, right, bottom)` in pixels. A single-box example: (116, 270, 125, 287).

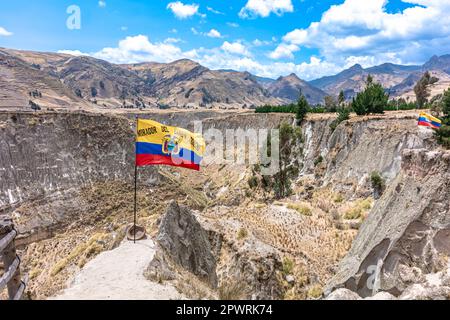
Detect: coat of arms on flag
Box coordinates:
(135, 119, 205, 171)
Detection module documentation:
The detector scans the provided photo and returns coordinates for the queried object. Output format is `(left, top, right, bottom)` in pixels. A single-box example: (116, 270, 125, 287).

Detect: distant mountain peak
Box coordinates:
(349, 64, 363, 71)
(277, 73, 300, 82)
(269, 73, 326, 105)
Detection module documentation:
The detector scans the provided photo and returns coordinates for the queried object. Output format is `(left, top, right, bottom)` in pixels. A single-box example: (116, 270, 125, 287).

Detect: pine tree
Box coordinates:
(296, 94, 309, 125)
(351, 75, 388, 115)
(338, 90, 345, 106)
(435, 88, 450, 148)
(414, 71, 439, 108)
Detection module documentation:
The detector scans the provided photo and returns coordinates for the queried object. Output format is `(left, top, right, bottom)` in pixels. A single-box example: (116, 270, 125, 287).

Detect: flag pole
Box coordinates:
(134, 164, 137, 244)
(134, 115, 138, 244)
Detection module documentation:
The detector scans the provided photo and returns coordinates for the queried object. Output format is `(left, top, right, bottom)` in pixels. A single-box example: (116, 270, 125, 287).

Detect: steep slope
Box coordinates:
(326, 149, 450, 298)
(423, 54, 450, 74)
(0, 49, 86, 110)
(57, 56, 152, 100)
(267, 73, 327, 105)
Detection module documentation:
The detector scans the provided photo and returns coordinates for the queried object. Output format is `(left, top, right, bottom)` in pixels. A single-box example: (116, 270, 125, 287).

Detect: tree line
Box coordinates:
(255, 71, 450, 148)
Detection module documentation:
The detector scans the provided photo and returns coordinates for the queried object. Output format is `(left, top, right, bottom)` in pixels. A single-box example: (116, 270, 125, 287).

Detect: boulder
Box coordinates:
(399, 283, 450, 300)
(325, 288, 360, 300)
(147, 201, 218, 288)
(365, 292, 397, 300)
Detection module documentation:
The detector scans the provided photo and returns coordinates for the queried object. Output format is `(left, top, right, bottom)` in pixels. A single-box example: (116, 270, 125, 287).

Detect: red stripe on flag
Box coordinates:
(136, 154, 200, 171)
(418, 120, 439, 129)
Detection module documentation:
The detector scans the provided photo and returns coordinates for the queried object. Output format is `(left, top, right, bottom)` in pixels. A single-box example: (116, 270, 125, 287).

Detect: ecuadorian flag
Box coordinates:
(136, 119, 205, 171)
(418, 112, 442, 129)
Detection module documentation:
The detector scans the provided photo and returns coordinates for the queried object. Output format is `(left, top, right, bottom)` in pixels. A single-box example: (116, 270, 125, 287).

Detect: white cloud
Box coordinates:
(221, 41, 250, 56)
(252, 39, 272, 46)
(206, 29, 222, 38)
(281, 0, 450, 67)
(98, 1, 106, 8)
(0, 27, 13, 36)
(57, 50, 89, 56)
(167, 1, 199, 19)
(207, 6, 224, 15)
(58, 35, 342, 80)
(191, 27, 199, 35)
(269, 43, 299, 60)
(92, 35, 186, 64)
(239, 0, 294, 19)
(120, 26, 128, 31)
(227, 22, 239, 28)
(164, 37, 182, 44)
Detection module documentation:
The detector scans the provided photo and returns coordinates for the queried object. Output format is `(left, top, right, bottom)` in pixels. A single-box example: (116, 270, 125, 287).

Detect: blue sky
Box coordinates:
(1, 0, 450, 80)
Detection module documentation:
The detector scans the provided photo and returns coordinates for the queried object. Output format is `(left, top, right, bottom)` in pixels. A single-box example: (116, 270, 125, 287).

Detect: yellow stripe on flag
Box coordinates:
(136, 119, 205, 157)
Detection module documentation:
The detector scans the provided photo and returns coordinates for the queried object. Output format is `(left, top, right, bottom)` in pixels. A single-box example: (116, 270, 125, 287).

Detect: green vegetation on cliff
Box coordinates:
(435, 88, 450, 148)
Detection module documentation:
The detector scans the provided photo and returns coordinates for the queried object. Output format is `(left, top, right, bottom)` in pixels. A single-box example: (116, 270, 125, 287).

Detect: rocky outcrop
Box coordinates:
(326, 149, 450, 298)
(198, 215, 284, 300)
(147, 200, 285, 299)
(217, 239, 283, 300)
(302, 115, 435, 197)
(147, 201, 218, 288)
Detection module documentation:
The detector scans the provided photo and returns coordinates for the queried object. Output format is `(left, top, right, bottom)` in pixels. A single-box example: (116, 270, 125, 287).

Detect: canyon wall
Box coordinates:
(326, 149, 450, 298)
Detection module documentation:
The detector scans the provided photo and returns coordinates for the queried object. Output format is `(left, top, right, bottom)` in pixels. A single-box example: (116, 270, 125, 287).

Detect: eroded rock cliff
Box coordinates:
(326, 148, 450, 298)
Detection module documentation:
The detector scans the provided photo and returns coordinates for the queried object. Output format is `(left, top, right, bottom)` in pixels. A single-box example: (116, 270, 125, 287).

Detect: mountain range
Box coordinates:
(1, 47, 450, 111)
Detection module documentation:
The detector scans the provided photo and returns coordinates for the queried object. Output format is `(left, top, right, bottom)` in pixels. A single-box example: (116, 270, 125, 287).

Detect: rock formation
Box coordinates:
(326, 149, 450, 298)
(147, 201, 218, 288)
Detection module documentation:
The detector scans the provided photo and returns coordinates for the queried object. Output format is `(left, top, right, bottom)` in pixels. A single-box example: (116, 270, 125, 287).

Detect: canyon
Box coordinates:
(1, 108, 448, 300)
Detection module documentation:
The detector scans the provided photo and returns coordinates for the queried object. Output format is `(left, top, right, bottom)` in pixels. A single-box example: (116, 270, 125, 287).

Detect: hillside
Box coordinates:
(0, 48, 285, 110)
(1, 47, 450, 111)
(310, 55, 450, 100)
(267, 73, 327, 105)
(124, 60, 283, 109)
(310, 63, 422, 98)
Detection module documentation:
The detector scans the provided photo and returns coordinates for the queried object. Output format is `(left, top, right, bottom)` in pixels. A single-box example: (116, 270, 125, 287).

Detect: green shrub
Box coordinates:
(247, 176, 258, 189)
(282, 257, 294, 276)
(314, 156, 324, 166)
(435, 88, 450, 149)
(296, 95, 309, 125)
(370, 171, 385, 191)
(351, 75, 388, 115)
(330, 107, 350, 132)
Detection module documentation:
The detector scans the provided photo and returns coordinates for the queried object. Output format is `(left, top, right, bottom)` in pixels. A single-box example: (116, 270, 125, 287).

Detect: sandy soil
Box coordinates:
(50, 239, 183, 300)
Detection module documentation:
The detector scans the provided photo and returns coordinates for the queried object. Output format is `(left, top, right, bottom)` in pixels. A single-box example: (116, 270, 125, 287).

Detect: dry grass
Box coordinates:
(237, 228, 248, 240)
(50, 233, 108, 276)
(343, 198, 373, 220)
(307, 284, 323, 299)
(218, 281, 248, 300)
(287, 203, 313, 216)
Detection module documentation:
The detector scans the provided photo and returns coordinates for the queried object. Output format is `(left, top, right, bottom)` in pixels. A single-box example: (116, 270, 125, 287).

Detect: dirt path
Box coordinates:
(50, 239, 183, 300)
